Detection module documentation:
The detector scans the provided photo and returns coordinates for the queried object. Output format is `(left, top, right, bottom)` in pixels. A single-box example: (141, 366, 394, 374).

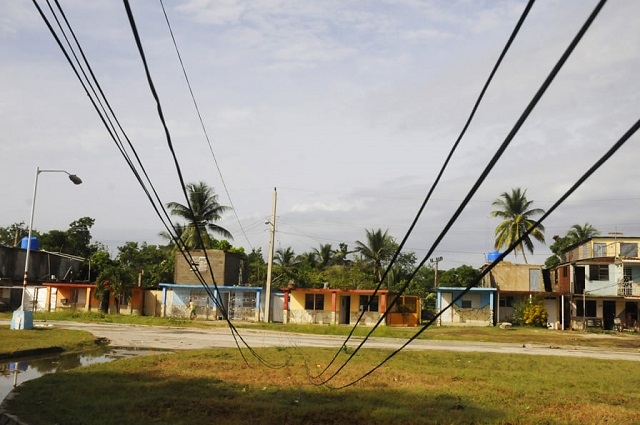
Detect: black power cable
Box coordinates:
(122, 0, 287, 369)
(314, 0, 608, 387)
(333, 114, 640, 389)
(310, 0, 537, 382)
(158, 0, 254, 251)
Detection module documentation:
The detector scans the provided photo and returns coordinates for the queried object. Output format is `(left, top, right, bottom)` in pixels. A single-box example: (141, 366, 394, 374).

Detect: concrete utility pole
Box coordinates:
(264, 188, 277, 323)
(430, 256, 443, 290)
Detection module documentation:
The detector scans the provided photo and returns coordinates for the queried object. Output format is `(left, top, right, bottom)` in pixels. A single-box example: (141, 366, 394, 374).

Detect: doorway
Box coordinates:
(603, 300, 616, 331)
(625, 302, 638, 328)
(340, 296, 351, 324)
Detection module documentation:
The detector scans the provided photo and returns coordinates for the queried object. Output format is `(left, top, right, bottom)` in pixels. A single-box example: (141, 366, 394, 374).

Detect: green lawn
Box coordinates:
(5, 347, 640, 425)
(0, 326, 98, 360)
(2, 312, 640, 423)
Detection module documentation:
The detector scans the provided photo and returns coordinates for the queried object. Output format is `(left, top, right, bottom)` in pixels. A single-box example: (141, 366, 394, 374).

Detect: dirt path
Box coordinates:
(36, 320, 640, 362)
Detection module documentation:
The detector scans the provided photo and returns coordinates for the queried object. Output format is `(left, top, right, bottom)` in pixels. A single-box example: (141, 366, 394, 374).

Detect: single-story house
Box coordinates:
(158, 283, 265, 321)
(436, 287, 497, 326)
(282, 287, 389, 326)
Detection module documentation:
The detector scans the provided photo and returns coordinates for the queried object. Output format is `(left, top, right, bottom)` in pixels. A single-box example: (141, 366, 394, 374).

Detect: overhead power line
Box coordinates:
(320, 0, 610, 389)
(158, 0, 254, 251)
(310, 0, 538, 384)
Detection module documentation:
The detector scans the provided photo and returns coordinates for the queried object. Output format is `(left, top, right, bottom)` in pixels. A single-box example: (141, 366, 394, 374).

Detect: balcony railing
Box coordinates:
(617, 278, 639, 297)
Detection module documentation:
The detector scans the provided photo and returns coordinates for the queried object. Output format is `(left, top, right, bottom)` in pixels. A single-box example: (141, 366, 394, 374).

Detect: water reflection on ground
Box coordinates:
(0, 348, 165, 402)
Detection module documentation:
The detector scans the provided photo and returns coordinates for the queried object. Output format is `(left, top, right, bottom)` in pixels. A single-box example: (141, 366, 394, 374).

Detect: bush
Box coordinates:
(512, 296, 548, 327)
(523, 303, 548, 327)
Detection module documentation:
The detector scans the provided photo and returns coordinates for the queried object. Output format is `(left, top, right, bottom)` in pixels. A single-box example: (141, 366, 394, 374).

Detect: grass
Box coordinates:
(5, 347, 640, 425)
(0, 326, 98, 360)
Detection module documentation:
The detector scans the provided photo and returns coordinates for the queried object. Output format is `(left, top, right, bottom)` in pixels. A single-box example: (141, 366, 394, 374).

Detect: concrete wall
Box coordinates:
(485, 261, 542, 292)
(174, 250, 248, 286)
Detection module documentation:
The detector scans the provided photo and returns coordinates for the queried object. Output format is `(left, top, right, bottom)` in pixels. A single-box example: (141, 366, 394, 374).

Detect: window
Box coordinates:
(589, 265, 609, 281)
(241, 293, 256, 308)
(593, 243, 606, 257)
(305, 293, 324, 311)
(461, 300, 472, 309)
(576, 300, 597, 317)
(562, 266, 568, 278)
(624, 267, 633, 282)
(620, 243, 638, 257)
(359, 295, 379, 312)
(499, 296, 514, 308)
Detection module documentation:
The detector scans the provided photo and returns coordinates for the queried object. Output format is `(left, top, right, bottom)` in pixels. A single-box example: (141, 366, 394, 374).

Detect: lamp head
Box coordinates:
(68, 174, 83, 185)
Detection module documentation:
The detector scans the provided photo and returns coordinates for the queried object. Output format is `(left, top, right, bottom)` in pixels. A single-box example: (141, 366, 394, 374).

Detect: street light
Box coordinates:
(10, 167, 82, 330)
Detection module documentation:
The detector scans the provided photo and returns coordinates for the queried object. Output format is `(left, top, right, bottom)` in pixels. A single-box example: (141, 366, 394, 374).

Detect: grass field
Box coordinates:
(2, 312, 640, 424)
(5, 346, 640, 425)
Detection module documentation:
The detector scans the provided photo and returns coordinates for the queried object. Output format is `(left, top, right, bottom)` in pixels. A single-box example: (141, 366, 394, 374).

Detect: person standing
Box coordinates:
(188, 299, 197, 320)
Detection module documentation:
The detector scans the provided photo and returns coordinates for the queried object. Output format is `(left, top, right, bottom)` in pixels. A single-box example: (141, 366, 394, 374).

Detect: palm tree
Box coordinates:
(166, 182, 232, 249)
(274, 246, 298, 284)
(312, 244, 334, 269)
(566, 223, 600, 243)
(491, 188, 545, 264)
(354, 228, 395, 283)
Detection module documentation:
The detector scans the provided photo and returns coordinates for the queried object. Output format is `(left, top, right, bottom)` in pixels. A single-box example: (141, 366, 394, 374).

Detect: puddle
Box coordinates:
(0, 348, 164, 402)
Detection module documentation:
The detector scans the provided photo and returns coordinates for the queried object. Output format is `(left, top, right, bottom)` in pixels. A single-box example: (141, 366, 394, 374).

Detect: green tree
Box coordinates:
(545, 223, 600, 268)
(491, 188, 546, 263)
(116, 242, 174, 286)
(566, 223, 600, 243)
(166, 181, 232, 249)
(312, 244, 334, 270)
(438, 265, 481, 288)
(95, 263, 134, 314)
(0, 222, 29, 246)
(274, 246, 298, 285)
(66, 217, 97, 258)
(354, 228, 395, 284)
(247, 247, 266, 285)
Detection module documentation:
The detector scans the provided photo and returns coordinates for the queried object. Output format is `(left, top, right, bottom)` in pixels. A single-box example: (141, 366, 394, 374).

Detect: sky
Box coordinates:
(1, 0, 639, 271)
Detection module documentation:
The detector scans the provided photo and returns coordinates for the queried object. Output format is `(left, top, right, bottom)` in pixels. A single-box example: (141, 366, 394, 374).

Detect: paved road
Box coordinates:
(27, 320, 640, 362)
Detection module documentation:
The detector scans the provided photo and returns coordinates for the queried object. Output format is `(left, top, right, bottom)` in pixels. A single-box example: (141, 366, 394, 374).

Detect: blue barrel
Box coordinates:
(21, 236, 39, 251)
(487, 251, 501, 262)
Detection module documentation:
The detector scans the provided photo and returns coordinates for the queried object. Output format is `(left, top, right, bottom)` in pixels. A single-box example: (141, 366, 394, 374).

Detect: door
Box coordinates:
(625, 302, 638, 328)
(603, 300, 616, 331)
(340, 296, 350, 324)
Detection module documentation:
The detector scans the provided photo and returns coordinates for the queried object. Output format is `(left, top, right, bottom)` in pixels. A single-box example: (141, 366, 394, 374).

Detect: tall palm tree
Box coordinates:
(566, 223, 600, 243)
(166, 182, 232, 250)
(491, 188, 545, 264)
(354, 228, 395, 283)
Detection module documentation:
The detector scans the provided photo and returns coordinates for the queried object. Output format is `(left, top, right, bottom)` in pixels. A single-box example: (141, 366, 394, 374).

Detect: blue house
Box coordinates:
(158, 283, 265, 321)
(436, 287, 497, 326)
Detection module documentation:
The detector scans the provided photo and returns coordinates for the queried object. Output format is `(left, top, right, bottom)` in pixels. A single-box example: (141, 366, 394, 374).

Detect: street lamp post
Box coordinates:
(11, 167, 82, 330)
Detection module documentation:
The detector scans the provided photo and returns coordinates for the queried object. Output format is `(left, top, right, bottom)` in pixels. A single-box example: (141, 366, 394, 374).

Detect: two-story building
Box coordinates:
(482, 260, 566, 328)
(549, 236, 640, 331)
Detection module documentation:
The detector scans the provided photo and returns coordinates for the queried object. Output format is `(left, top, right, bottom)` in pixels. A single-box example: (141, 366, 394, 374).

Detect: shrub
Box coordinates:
(523, 303, 549, 327)
(512, 296, 548, 327)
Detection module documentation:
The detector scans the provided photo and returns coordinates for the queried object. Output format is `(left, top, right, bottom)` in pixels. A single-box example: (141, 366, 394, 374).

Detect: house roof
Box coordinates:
(286, 288, 389, 294)
(159, 283, 264, 292)
(437, 286, 497, 293)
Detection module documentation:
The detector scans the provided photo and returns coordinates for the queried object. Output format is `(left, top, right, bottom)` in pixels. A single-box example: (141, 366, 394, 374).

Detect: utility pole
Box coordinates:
(264, 188, 277, 323)
(430, 256, 443, 290)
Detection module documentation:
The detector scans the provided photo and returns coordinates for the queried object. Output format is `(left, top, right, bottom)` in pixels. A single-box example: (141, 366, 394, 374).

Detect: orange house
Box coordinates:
(42, 282, 145, 315)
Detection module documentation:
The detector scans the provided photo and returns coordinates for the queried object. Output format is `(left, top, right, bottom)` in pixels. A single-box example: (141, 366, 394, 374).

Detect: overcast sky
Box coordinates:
(1, 0, 639, 270)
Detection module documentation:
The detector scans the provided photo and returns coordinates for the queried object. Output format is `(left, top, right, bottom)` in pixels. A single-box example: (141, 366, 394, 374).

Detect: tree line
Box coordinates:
(0, 182, 600, 312)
